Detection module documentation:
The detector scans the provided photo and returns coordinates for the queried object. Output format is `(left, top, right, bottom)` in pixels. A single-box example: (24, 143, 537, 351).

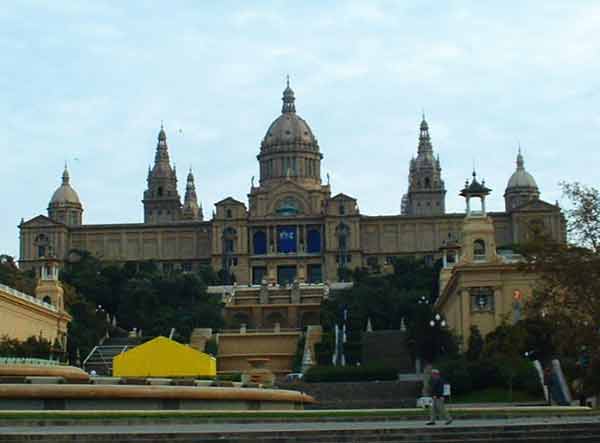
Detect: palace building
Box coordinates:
(18, 82, 565, 284)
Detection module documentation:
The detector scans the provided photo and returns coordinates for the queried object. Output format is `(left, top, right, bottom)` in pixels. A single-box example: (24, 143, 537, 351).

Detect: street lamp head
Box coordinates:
(429, 320, 435, 327)
(441, 320, 447, 327)
(435, 313, 441, 321)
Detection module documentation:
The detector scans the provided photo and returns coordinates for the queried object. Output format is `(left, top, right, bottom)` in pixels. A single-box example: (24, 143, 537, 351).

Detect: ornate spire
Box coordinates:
(154, 123, 171, 167)
(158, 121, 166, 141)
(516, 145, 524, 170)
(62, 163, 70, 185)
(418, 114, 433, 155)
(281, 75, 296, 114)
(182, 168, 200, 220)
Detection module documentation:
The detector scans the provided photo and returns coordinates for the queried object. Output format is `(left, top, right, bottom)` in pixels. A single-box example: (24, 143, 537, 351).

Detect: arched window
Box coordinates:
(265, 311, 286, 329)
(474, 239, 486, 260)
(276, 197, 300, 216)
(42, 296, 52, 305)
(253, 230, 267, 255)
(300, 311, 320, 328)
(157, 187, 163, 197)
(424, 177, 431, 188)
(231, 312, 251, 329)
(226, 208, 232, 218)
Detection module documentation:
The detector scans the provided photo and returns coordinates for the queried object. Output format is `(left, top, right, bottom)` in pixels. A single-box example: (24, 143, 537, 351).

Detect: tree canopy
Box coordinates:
(522, 182, 600, 393)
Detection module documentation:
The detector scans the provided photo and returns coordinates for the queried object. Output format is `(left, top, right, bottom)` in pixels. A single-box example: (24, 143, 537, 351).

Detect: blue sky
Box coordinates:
(2, 1, 599, 258)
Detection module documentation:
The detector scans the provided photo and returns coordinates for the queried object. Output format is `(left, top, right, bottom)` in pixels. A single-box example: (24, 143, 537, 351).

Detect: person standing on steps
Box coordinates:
(426, 369, 453, 425)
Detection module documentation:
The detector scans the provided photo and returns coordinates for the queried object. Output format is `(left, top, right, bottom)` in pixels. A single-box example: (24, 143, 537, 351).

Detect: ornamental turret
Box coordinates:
(182, 168, 203, 220)
(404, 115, 446, 216)
(48, 164, 83, 225)
(257, 78, 323, 188)
(504, 148, 540, 211)
(142, 124, 182, 223)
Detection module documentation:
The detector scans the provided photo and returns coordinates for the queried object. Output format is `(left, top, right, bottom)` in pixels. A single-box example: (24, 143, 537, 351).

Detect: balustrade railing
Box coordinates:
(0, 283, 57, 312)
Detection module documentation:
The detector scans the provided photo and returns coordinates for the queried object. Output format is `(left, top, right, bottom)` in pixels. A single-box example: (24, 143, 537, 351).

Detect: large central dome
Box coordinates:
(260, 82, 319, 152)
(257, 81, 323, 186)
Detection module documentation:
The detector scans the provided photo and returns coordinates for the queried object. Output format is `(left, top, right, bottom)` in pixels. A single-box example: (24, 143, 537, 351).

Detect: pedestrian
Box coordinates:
(426, 368, 452, 425)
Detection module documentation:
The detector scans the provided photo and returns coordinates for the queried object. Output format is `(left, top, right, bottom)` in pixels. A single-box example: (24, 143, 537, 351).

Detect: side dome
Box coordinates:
(260, 82, 319, 151)
(506, 151, 538, 190)
(50, 167, 81, 205)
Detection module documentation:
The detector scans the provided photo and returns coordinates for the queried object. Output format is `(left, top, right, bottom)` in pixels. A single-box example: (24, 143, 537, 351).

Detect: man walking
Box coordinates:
(426, 368, 452, 425)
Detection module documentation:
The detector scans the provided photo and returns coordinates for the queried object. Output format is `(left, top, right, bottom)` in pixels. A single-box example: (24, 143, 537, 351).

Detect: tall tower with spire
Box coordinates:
(143, 124, 182, 223)
(182, 168, 203, 220)
(403, 116, 446, 216)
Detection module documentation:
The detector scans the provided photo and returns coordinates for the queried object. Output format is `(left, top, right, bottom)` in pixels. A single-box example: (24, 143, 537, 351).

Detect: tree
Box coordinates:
(320, 257, 457, 365)
(466, 325, 484, 361)
(560, 182, 600, 252)
(522, 182, 600, 394)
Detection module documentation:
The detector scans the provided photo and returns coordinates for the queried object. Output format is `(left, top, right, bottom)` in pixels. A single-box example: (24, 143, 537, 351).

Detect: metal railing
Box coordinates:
(0, 283, 57, 312)
(82, 345, 131, 373)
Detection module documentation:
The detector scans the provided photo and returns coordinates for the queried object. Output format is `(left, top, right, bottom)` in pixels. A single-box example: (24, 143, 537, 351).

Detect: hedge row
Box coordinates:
(437, 357, 541, 396)
(303, 364, 398, 382)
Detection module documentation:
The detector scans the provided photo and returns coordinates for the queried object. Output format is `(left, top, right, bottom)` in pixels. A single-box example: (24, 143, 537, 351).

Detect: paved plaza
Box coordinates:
(2, 415, 599, 436)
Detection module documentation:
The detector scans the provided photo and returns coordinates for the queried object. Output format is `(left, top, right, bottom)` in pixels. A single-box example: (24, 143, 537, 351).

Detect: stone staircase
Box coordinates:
(82, 336, 144, 376)
(1, 419, 599, 442)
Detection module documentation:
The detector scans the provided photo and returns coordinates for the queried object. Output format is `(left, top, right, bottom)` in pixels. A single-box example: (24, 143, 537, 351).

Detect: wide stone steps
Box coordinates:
(1, 421, 599, 443)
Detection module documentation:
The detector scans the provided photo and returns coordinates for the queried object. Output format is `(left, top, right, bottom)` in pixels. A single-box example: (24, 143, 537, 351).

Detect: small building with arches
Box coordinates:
(211, 280, 329, 376)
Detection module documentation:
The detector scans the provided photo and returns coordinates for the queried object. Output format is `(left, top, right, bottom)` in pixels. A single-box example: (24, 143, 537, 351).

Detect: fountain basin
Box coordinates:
(0, 383, 314, 411)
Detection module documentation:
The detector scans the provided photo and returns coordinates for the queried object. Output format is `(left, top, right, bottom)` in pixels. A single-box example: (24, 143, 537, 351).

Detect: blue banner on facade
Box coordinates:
(277, 226, 297, 253)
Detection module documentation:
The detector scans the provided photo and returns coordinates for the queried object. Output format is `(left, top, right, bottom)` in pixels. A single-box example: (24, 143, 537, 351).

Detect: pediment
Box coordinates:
(20, 215, 62, 228)
(513, 199, 560, 213)
(215, 197, 246, 208)
(331, 193, 357, 202)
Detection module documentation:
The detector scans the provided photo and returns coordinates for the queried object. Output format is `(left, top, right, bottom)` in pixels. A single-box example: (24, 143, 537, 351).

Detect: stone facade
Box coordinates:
(19, 82, 565, 284)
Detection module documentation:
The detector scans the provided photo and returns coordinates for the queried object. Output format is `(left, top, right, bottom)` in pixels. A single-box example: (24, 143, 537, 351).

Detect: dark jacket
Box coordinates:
(431, 376, 445, 397)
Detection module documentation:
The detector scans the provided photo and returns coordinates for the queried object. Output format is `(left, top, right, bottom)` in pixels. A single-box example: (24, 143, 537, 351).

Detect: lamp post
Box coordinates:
(429, 313, 447, 361)
(430, 313, 447, 328)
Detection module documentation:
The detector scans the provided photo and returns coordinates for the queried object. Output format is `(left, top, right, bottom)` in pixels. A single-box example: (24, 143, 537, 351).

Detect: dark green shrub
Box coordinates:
(512, 358, 543, 396)
(314, 337, 333, 366)
(467, 358, 503, 390)
(303, 364, 398, 382)
(436, 358, 472, 396)
(204, 336, 218, 356)
(343, 342, 362, 366)
(217, 373, 242, 382)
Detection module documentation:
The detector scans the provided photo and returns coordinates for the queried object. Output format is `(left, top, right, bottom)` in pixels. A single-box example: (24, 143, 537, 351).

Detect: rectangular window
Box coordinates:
(470, 287, 495, 312)
(307, 264, 322, 283)
(252, 266, 267, 285)
(277, 265, 297, 285)
(163, 263, 173, 274)
(182, 262, 192, 272)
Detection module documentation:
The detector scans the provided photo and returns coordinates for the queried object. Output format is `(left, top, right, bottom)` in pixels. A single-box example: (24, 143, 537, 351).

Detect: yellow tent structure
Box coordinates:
(113, 336, 216, 377)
